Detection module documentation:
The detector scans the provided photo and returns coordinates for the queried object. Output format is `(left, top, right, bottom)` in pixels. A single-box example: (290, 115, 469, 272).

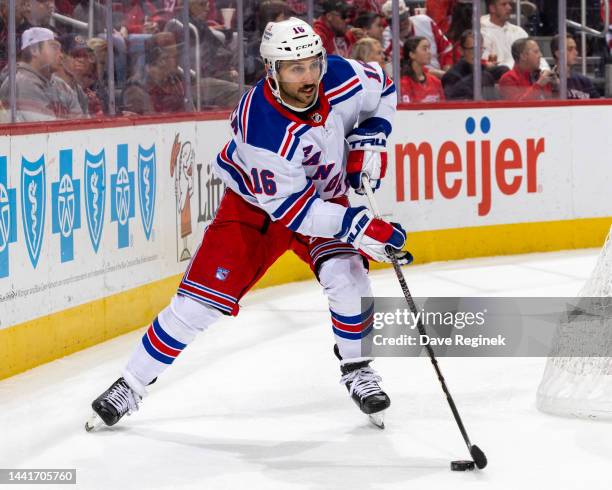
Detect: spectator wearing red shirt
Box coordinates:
(425, 0, 458, 35)
(313, 0, 355, 57)
(498, 38, 555, 101)
(400, 36, 445, 103)
(381, 1, 453, 78)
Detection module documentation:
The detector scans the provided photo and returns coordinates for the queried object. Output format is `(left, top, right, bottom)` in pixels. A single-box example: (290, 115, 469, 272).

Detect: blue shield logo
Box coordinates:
(110, 144, 135, 249)
(21, 156, 46, 268)
(0, 156, 17, 278)
(84, 150, 106, 253)
(51, 149, 81, 262)
(138, 145, 156, 240)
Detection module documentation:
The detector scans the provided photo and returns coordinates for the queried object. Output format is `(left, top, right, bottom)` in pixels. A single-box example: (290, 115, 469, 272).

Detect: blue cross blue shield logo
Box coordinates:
(138, 144, 156, 241)
(110, 144, 135, 249)
(21, 156, 46, 269)
(0, 156, 17, 278)
(52, 149, 81, 263)
(84, 149, 106, 253)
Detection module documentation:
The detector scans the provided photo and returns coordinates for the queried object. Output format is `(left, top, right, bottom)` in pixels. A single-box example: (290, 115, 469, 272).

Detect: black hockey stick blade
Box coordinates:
(470, 445, 487, 469)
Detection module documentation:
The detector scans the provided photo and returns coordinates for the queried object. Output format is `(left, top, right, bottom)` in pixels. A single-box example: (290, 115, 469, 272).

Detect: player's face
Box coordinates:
(276, 56, 323, 109)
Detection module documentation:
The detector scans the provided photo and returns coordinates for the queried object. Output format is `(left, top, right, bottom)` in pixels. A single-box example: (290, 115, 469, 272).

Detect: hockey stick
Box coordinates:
(361, 176, 487, 470)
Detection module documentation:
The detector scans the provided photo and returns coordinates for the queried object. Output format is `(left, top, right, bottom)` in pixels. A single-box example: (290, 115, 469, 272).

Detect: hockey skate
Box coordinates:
(334, 345, 390, 429)
(85, 377, 141, 432)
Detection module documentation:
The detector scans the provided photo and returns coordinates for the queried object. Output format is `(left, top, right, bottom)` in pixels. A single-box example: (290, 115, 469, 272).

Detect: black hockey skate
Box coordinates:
(334, 345, 390, 429)
(85, 377, 141, 432)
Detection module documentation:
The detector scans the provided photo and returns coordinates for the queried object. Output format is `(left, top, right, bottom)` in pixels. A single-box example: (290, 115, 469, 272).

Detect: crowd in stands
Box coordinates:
(0, 0, 607, 122)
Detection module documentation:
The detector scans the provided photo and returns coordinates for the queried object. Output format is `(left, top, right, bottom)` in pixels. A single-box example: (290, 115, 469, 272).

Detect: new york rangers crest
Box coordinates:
(138, 144, 156, 240)
(20, 155, 46, 268)
(215, 267, 230, 281)
(84, 150, 106, 252)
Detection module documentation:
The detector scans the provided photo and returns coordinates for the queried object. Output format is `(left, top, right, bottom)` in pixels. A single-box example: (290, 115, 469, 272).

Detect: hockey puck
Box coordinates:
(451, 460, 475, 471)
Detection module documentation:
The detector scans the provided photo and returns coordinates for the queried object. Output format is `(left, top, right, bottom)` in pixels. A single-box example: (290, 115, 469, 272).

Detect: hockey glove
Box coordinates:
(346, 127, 388, 195)
(335, 206, 413, 265)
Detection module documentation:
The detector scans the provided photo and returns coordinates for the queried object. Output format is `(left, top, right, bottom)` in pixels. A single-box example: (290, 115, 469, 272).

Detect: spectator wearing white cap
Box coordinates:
(0, 27, 82, 122)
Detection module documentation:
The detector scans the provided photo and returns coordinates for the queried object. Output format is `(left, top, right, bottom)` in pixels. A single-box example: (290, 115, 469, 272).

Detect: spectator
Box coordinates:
(70, 1, 129, 87)
(498, 37, 555, 101)
(313, 0, 354, 57)
(245, 0, 293, 84)
(57, 33, 104, 116)
(121, 32, 188, 114)
(87, 37, 110, 113)
(446, 1, 472, 63)
(400, 36, 445, 103)
(426, 0, 459, 34)
(353, 12, 385, 42)
(186, 0, 243, 108)
(351, 37, 386, 69)
(550, 34, 600, 99)
(481, 0, 549, 70)
(118, 0, 161, 35)
(2, 2, 29, 68)
(17, 0, 57, 44)
(256, 0, 293, 32)
(351, 0, 385, 16)
(381, 0, 453, 77)
(0, 27, 83, 121)
(442, 30, 498, 100)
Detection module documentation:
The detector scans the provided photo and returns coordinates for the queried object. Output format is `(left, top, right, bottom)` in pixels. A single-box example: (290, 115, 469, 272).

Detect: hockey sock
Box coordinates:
(123, 294, 222, 396)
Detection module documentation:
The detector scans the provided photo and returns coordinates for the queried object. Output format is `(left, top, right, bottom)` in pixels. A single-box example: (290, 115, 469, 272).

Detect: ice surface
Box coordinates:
(2, 249, 612, 490)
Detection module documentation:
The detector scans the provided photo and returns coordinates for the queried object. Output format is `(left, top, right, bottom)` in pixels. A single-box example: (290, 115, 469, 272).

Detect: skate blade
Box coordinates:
(368, 411, 385, 429)
(84, 412, 105, 432)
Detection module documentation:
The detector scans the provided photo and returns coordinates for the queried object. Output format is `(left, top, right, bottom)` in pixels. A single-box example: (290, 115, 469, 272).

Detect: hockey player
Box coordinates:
(87, 17, 410, 431)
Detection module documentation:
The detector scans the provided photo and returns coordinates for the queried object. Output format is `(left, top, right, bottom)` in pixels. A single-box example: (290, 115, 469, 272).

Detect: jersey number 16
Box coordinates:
(250, 169, 277, 195)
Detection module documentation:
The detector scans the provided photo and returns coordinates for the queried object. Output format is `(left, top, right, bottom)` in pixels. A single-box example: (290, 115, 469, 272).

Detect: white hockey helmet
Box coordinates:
(260, 17, 327, 112)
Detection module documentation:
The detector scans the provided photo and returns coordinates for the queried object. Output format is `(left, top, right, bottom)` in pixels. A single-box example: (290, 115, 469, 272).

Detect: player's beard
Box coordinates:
(280, 82, 318, 109)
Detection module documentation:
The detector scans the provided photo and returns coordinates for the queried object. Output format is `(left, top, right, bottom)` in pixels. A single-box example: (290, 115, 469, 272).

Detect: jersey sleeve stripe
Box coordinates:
(279, 122, 305, 159)
(286, 125, 310, 161)
(326, 75, 360, 99)
(329, 84, 362, 106)
(272, 180, 318, 228)
(216, 141, 255, 197)
(382, 83, 396, 97)
(286, 192, 318, 231)
(241, 87, 256, 142)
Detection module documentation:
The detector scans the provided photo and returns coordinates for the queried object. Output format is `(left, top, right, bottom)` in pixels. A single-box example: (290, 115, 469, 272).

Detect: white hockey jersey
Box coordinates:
(213, 55, 397, 239)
